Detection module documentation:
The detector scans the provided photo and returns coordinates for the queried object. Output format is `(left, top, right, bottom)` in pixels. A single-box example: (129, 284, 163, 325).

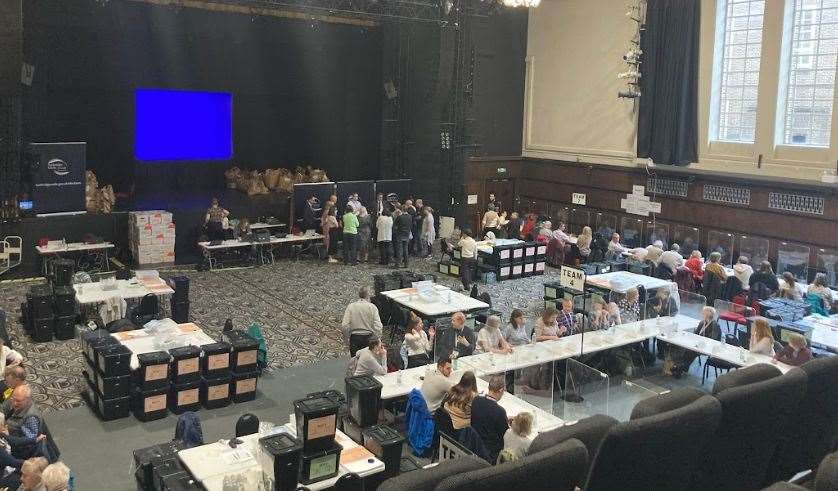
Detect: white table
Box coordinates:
(73, 277, 174, 305)
(112, 321, 216, 370)
(198, 233, 324, 269)
(250, 222, 287, 231)
(380, 285, 489, 318)
(780, 314, 838, 352)
(179, 422, 384, 491)
(36, 241, 114, 276)
(586, 271, 674, 293)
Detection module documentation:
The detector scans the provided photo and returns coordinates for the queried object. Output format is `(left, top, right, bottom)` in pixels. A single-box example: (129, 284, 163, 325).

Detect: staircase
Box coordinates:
(0, 236, 22, 277)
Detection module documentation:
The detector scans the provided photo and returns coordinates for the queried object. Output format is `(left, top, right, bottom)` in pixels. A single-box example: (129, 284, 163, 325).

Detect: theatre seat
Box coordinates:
(377, 455, 490, 491)
(584, 394, 721, 491)
(435, 438, 588, 491)
(767, 357, 838, 482)
(629, 387, 706, 420)
(528, 414, 617, 472)
(696, 364, 806, 490)
(763, 450, 838, 491)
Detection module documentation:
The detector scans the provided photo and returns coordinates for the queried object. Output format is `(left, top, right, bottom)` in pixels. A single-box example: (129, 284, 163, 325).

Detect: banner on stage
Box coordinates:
(29, 142, 86, 215)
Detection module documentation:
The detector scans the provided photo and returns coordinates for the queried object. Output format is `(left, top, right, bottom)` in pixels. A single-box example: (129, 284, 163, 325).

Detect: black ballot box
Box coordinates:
(294, 395, 339, 452)
(135, 351, 172, 391)
(363, 425, 405, 481)
(345, 375, 383, 428)
(258, 432, 303, 491)
(169, 346, 202, 384)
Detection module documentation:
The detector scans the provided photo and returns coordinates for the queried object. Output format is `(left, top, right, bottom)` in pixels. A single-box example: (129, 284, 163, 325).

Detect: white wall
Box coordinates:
(524, 0, 836, 181)
(523, 0, 638, 166)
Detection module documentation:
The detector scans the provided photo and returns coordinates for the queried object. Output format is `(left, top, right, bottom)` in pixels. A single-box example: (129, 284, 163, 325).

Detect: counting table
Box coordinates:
(36, 241, 114, 276)
(73, 277, 174, 306)
(178, 421, 384, 491)
(585, 271, 674, 294)
(112, 321, 216, 370)
(198, 233, 324, 269)
(380, 285, 490, 319)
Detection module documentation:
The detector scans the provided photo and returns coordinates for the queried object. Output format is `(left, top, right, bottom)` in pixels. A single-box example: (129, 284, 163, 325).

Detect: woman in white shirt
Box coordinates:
(404, 316, 433, 368)
(420, 207, 436, 258)
(577, 226, 593, 258)
(0, 339, 23, 377)
(376, 211, 393, 266)
(503, 412, 536, 460)
(749, 317, 775, 357)
(476, 316, 512, 354)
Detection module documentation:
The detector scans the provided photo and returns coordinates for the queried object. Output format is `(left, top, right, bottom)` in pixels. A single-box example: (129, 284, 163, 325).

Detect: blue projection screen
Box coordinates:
(134, 89, 233, 161)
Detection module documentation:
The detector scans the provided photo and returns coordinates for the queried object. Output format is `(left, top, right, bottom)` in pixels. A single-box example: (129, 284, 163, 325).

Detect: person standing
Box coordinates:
(412, 199, 425, 256)
(205, 197, 229, 241)
(506, 212, 523, 240)
(457, 229, 478, 290)
(341, 287, 383, 346)
(376, 210, 393, 266)
(356, 207, 372, 263)
(321, 206, 340, 263)
(342, 206, 359, 266)
(482, 204, 500, 238)
(404, 200, 418, 256)
(393, 207, 412, 268)
(302, 196, 320, 232)
(470, 375, 509, 464)
(421, 207, 436, 258)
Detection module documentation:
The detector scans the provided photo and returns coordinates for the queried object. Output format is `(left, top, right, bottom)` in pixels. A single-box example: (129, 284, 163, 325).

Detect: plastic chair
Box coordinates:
(714, 299, 753, 336)
(235, 413, 260, 437)
(702, 334, 738, 385)
(130, 293, 160, 327)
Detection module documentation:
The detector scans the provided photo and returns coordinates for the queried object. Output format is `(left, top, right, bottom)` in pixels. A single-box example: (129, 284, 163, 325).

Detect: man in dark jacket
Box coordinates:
(393, 207, 412, 268)
(470, 375, 508, 464)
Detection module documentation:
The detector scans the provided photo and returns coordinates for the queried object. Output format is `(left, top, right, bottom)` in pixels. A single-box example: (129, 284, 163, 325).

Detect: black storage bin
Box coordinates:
(31, 315, 54, 342)
(228, 331, 259, 373)
(200, 342, 231, 378)
(299, 442, 342, 485)
(363, 425, 405, 481)
(231, 370, 259, 403)
(134, 441, 186, 491)
(27, 284, 53, 319)
(259, 432, 303, 491)
(152, 458, 184, 491)
(136, 351, 171, 391)
(170, 275, 190, 302)
(169, 346, 202, 384)
(160, 472, 201, 490)
(132, 385, 169, 422)
(85, 372, 130, 421)
(54, 314, 75, 340)
(93, 367, 132, 399)
(52, 258, 75, 286)
(83, 330, 116, 361)
(170, 300, 189, 324)
(345, 375, 383, 428)
(200, 374, 231, 409)
(437, 261, 451, 275)
(53, 285, 76, 316)
(96, 343, 132, 376)
(169, 380, 201, 414)
(294, 396, 339, 452)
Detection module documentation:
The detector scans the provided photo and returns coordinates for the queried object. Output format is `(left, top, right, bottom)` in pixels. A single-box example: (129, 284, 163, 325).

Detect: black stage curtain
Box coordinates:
(637, 0, 700, 166)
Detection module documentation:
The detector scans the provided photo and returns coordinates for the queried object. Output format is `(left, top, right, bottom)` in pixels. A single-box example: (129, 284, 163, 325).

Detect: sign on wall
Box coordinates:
(30, 142, 86, 215)
(620, 185, 662, 217)
(572, 193, 586, 205)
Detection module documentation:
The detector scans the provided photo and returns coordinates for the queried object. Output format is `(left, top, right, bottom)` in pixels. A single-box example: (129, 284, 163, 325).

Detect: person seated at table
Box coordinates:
(807, 273, 835, 313)
(534, 307, 562, 341)
(536, 221, 554, 244)
(476, 316, 513, 355)
(436, 312, 476, 360)
(749, 261, 779, 294)
(557, 298, 578, 335)
(503, 412, 535, 460)
(606, 302, 623, 325)
(576, 226, 593, 260)
(774, 333, 813, 366)
(520, 214, 537, 241)
(341, 287, 383, 347)
(352, 338, 388, 376)
(204, 197, 229, 241)
(479, 231, 497, 245)
(1, 368, 25, 405)
(552, 222, 572, 243)
(607, 232, 627, 259)
(645, 297, 663, 319)
(779, 272, 803, 301)
(471, 375, 509, 464)
(503, 310, 530, 347)
(644, 241, 664, 267)
(705, 252, 729, 281)
(749, 317, 775, 357)
(443, 371, 478, 430)
(667, 306, 721, 378)
(404, 316, 434, 368)
(733, 256, 754, 291)
(684, 250, 704, 282)
(506, 212, 523, 240)
(587, 299, 612, 331)
(655, 288, 679, 317)
(421, 357, 454, 413)
(618, 288, 641, 323)
(0, 348, 23, 397)
(234, 217, 251, 238)
(658, 244, 684, 275)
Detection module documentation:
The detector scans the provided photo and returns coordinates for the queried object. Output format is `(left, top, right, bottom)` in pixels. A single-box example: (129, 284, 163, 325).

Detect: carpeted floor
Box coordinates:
(0, 254, 565, 413)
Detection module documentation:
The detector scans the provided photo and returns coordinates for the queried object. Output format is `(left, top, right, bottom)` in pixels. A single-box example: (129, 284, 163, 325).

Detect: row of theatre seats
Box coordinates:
(378, 356, 838, 491)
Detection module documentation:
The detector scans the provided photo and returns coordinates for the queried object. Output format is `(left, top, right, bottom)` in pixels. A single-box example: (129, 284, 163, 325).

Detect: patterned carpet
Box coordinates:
(0, 255, 563, 413)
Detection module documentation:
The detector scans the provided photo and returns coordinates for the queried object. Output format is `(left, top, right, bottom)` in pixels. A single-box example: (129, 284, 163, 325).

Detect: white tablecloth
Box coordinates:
(73, 278, 174, 305)
(381, 285, 489, 317)
(113, 322, 216, 369)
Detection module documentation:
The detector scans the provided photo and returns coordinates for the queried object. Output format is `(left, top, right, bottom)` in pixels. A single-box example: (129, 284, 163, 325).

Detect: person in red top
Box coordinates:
(520, 214, 537, 241)
(684, 250, 704, 282)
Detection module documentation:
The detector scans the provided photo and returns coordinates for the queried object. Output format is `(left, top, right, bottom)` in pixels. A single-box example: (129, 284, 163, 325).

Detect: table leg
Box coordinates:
(103, 249, 110, 272)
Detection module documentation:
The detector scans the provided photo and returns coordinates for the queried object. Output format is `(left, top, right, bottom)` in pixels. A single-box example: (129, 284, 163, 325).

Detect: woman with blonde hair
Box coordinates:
(577, 226, 593, 259)
(503, 411, 536, 459)
(40, 462, 70, 491)
(774, 333, 813, 366)
(749, 317, 775, 357)
(779, 272, 802, 301)
(443, 371, 478, 430)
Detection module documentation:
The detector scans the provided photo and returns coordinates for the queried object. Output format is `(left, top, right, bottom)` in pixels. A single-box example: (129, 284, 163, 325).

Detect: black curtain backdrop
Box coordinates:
(637, 0, 700, 166)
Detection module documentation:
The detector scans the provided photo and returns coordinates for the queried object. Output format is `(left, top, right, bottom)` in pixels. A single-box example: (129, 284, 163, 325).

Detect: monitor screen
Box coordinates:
(134, 89, 233, 161)
(18, 201, 33, 210)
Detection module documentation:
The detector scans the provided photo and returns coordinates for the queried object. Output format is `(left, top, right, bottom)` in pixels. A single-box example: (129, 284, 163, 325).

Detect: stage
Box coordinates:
(1, 188, 291, 279)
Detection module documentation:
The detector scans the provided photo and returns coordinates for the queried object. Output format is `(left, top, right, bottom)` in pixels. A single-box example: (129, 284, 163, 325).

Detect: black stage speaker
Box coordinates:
(0, 0, 22, 96)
